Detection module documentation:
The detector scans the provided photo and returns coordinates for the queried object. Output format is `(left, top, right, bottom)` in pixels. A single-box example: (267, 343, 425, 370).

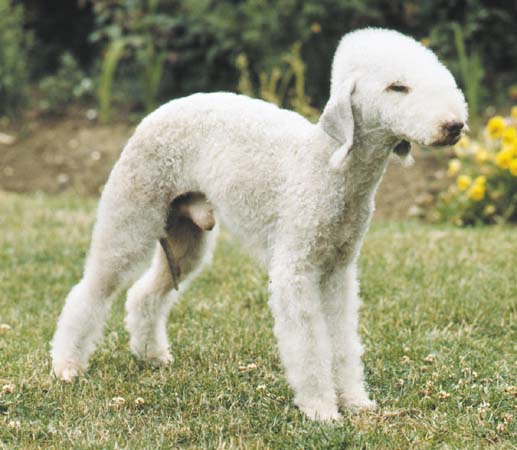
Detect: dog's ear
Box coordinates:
(319, 77, 356, 170)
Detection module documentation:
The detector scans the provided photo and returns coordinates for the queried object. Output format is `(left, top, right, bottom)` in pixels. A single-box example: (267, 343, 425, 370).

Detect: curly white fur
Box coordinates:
(51, 28, 467, 421)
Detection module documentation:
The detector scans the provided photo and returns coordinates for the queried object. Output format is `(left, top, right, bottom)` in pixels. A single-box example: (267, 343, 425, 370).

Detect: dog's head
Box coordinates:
(320, 28, 468, 169)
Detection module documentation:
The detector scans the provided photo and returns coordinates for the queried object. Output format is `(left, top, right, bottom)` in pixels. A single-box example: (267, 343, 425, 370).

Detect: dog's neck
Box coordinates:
(340, 127, 396, 203)
(310, 126, 398, 267)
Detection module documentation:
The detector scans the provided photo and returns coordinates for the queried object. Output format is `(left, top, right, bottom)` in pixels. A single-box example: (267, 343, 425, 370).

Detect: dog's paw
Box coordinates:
(146, 350, 174, 368)
(52, 361, 85, 382)
(338, 394, 377, 411)
(131, 346, 174, 368)
(297, 400, 343, 423)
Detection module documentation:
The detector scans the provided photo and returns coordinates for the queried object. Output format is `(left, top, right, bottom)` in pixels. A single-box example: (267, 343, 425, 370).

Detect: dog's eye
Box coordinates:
(386, 83, 410, 93)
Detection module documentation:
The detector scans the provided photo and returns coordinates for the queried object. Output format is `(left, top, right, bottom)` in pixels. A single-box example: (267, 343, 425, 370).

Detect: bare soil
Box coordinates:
(0, 113, 446, 219)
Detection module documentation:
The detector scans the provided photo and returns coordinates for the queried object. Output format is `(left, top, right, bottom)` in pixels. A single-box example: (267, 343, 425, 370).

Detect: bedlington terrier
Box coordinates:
(51, 28, 467, 421)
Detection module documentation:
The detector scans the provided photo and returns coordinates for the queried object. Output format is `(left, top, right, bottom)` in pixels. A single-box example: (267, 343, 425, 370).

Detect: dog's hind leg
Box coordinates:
(125, 211, 218, 366)
(51, 162, 173, 381)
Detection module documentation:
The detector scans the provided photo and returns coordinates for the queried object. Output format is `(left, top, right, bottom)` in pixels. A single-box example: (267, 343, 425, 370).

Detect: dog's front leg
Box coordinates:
(268, 255, 340, 422)
(322, 263, 376, 410)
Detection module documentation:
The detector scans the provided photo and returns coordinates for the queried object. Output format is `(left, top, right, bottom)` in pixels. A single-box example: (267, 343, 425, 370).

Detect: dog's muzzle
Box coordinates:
(432, 121, 466, 146)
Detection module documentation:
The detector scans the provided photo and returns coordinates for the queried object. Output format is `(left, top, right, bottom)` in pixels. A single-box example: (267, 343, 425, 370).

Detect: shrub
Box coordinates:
(83, 0, 517, 117)
(91, 0, 169, 121)
(235, 43, 319, 121)
(88, 0, 383, 111)
(38, 53, 94, 115)
(433, 106, 517, 225)
(0, 0, 30, 116)
(22, 0, 94, 79)
(14, 0, 517, 117)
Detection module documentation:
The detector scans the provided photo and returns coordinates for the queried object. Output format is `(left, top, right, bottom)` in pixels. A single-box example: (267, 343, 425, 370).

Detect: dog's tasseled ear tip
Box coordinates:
(391, 152, 415, 167)
(329, 144, 350, 171)
(401, 153, 415, 167)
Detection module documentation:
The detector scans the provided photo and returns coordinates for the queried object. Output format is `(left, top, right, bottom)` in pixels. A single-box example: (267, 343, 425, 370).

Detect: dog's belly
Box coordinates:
(217, 209, 275, 266)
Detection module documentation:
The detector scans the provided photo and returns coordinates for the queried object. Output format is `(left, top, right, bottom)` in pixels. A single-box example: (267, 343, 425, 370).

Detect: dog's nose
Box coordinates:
(443, 121, 464, 137)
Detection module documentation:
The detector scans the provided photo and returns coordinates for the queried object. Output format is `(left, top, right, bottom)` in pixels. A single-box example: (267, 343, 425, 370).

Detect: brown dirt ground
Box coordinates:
(0, 114, 447, 220)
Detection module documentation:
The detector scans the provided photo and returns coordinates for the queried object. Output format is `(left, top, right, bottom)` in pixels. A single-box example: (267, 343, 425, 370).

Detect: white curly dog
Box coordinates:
(51, 28, 467, 421)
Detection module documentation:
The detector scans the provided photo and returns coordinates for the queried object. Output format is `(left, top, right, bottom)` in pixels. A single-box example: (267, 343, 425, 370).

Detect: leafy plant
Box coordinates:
(140, 36, 167, 114)
(92, 0, 170, 122)
(97, 39, 126, 123)
(0, 0, 30, 116)
(451, 23, 484, 129)
(38, 53, 94, 115)
(84, 0, 517, 116)
(236, 43, 320, 121)
(284, 43, 320, 121)
(88, 0, 385, 111)
(235, 54, 254, 98)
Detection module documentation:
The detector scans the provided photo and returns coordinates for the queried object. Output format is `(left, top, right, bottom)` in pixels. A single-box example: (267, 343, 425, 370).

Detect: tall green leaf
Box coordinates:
(97, 39, 125, 123)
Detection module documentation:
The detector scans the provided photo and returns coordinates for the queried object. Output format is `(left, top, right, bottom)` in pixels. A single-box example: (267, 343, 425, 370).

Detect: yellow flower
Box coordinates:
(510, 159, 517, 176)
(486, 116, 505, 139)
(457, 175, 472, 191)
(448, 159, 461, 176)
(421, 37, 430, 47)
(502, 126, 517, 145)
(468, 183, 485, 201)
(475, 148, 489, 164)
(496, 148, 513, 169)
(509, 139, 517, 157)
(511, 106, 517, 122)
(474, 175, 487, 186)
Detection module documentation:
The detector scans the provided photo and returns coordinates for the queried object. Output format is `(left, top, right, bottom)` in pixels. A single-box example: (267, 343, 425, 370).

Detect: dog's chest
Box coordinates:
(312, 191, 374, 269)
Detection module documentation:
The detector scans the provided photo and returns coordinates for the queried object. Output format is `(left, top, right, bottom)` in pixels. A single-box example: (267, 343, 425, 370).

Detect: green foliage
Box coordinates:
(92, 0, 171, 121)
(285, 43, 320, 121)
(98, 39, 126, 123)
(21, 0, 94, 79)
(236, 43, 320, 121)
(1, 0, 515, 118)
(47, 0, 509, 118)
(0, 0, 30, 116)
(141, 36, 167, 113)
(235, 54, 254, 98)
(451, 23, 484, 128)
(38, 53, 94, 116)
(88, 0, 386, 110)
(424, 0, 516, 110)
(0, 192, 516, 447)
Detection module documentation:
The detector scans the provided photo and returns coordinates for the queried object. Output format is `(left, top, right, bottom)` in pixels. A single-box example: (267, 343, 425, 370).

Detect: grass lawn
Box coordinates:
(0, 191, 516, 449)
